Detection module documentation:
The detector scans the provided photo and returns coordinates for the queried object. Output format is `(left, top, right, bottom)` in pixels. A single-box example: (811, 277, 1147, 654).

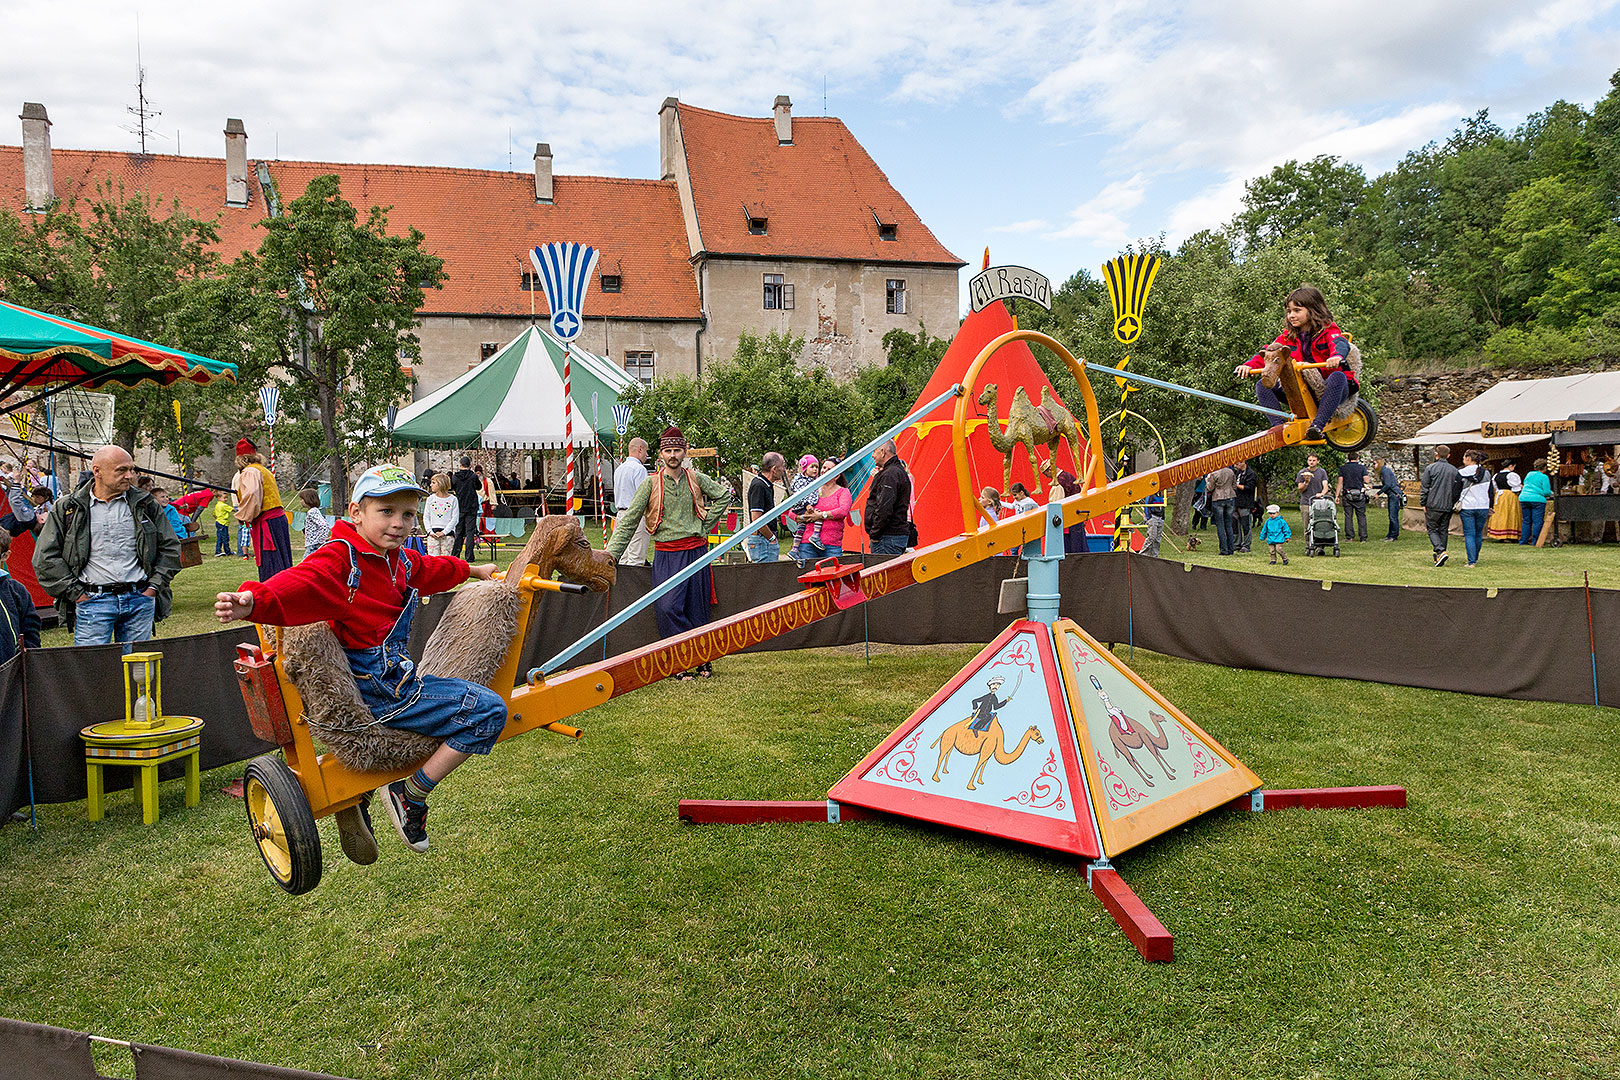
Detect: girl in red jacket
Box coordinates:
(1235, 285, 1356, 441)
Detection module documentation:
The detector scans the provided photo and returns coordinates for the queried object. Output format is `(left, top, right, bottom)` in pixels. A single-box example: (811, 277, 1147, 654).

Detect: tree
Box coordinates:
(1234, 156, 1369, 261)
(850, 325, 951, 436)
(246, 174, 445, 504)
(0, 183, 261, 459)
(623, 330, 874, 479)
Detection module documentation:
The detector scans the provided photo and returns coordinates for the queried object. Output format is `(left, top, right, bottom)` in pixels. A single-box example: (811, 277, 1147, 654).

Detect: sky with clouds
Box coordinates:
(5, 0, 1620, 303)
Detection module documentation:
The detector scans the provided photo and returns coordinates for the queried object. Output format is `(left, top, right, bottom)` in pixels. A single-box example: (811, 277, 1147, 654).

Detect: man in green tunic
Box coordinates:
(607, 425, 732, 679)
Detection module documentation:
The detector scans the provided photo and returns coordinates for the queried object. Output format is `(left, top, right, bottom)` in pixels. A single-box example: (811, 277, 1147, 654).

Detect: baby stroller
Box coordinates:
(1306, 495, 1339, 557)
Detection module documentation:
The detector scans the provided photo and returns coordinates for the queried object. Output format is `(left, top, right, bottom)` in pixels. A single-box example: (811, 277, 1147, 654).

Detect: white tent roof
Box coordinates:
(1395, 372, 1620, 446)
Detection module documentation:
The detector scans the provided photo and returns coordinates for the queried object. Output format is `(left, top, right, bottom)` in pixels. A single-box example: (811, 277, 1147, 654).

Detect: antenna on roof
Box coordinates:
(123, 16, 163, 155)
(509, 128, 513, 171)
(824, 75, 827, 116)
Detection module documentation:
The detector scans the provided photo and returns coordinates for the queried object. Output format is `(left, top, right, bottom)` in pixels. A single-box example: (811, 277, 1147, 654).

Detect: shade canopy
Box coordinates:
(1396, 372, 1620, 447)
(390, 325, 633, 450)
(0, 299, 237, 392)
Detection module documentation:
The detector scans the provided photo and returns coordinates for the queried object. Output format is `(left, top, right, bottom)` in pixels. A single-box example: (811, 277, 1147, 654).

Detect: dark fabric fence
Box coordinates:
(0, 1016, 357, 1080)
(6, 554, 1612, 820)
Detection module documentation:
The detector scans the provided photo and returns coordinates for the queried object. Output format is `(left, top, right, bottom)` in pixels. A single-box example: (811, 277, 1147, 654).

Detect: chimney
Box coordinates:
(19, 103, 53, 211)
(533, 143, 553, 203)
(659, 97, 680, 181)
(773, 95, 792, 145)
(224, 118, 249, 207)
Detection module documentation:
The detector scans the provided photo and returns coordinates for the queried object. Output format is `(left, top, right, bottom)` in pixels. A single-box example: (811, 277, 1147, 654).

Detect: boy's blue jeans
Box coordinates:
(215, 522, 233, 555)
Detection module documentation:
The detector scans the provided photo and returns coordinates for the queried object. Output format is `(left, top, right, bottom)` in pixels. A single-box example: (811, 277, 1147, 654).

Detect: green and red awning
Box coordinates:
(0, 299, 237, 393)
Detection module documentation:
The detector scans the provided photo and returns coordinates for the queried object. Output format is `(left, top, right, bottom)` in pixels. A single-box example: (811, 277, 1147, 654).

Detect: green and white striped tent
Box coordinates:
(390, 325, 634, 449)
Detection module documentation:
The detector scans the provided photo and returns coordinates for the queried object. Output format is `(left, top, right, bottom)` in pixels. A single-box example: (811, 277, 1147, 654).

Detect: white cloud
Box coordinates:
(1052, 174, 1147, 245)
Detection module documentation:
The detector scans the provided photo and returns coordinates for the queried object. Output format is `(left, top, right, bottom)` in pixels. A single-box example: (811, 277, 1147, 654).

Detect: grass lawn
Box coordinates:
(1154, 507, 1620, 590)
(1, 641, 1615, 1079)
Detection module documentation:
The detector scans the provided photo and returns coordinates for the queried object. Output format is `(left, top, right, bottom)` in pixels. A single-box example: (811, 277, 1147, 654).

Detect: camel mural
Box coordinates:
(1089, 674, 1175, 787)
(978, 383, 1084, 497)
(930, 717, 1044, 791)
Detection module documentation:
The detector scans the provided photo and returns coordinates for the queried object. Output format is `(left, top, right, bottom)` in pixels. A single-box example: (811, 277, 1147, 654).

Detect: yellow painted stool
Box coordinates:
(81, 716, 205, 825)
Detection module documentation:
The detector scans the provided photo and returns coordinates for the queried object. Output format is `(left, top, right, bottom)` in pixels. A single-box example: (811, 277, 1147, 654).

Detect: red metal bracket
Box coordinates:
(795, 558, 869, 610)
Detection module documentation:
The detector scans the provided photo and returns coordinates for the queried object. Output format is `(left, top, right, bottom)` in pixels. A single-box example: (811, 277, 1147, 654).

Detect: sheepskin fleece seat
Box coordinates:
(1300, 341, 1363, 421)
(279, 623, 439, 773)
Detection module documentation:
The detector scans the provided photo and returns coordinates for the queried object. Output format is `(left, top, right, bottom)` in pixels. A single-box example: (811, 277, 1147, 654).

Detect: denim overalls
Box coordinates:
(334, 540, 506, 755)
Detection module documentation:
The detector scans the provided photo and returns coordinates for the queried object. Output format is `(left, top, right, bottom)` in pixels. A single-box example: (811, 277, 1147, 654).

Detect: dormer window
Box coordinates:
(600, 274, 622, 293)
(748, 216, 768, 235)
(521, 271, 540, 291)
(878, 223, 898, 241)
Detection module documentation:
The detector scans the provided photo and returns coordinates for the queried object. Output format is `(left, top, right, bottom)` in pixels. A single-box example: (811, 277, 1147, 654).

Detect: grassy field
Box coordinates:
(1, 640, 1615, 1079)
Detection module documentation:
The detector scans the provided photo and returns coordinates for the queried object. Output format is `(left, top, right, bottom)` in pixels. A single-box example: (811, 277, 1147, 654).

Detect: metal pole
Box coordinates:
(535, 384, 964, 678)
(1089, 367, 1292, 420)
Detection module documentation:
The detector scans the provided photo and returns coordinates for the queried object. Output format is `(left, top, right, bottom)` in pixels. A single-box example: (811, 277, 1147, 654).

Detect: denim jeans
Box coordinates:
(1460, 508, 1489, 564)
(801, 541, 843, 561)
(743, 533, 779, 563)
(1212, 498, 1236, 555)
(1520, 501, 1546, 544)
(74, 591, 156, 651)
(871, 533, 909, 555)
(214, 522, 233, 555)
(1385, 493, 1403, 539)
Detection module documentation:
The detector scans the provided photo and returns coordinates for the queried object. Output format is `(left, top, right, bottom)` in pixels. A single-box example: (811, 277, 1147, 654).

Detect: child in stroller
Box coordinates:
(1306, 492, 1340, 556)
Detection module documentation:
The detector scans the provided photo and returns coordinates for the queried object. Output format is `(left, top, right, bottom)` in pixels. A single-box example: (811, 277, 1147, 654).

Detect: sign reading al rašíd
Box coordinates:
(969, 265, 1051, 313)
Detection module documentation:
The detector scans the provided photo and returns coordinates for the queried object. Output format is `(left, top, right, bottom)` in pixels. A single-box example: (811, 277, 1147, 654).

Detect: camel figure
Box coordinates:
(1089, 674, 1174, 787)
(930, 717, 1044, 791)
(978, 383, 1083, 497)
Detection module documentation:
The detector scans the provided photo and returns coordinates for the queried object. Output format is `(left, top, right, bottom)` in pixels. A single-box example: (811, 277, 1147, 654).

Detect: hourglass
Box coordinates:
(123, 651, 164, 730)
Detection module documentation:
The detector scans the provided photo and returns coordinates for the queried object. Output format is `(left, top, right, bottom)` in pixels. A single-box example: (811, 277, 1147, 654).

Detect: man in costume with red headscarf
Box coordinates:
(606, 425, 732, 679)
(232, 437, 293, 580)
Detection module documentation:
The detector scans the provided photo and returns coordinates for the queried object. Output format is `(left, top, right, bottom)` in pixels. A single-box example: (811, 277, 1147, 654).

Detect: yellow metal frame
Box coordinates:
(257, 568, 601, 822)
(951, 330, 1109, 535)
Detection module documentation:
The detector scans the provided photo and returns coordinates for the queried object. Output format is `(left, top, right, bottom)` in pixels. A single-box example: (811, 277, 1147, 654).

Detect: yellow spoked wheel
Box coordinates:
(1324, 400, 1378, 453)
(244, 755, 322, 895)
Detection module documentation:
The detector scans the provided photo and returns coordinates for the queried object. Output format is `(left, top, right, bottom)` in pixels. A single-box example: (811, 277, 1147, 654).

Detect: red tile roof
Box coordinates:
(0, 146, 701, 320)
(261, 162, 699, 319)
(676, 104, 963, 267)
(0, 147, 269, 259)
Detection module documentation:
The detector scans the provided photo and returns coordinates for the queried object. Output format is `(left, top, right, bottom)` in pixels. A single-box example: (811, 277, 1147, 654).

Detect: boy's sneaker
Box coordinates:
(334, 793, 379, 865)
(380, 780, 430, 853)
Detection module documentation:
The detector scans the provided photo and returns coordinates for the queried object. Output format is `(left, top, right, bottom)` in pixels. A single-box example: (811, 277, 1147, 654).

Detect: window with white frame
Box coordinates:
(886, 278, 907, 315)
(623, 350, 655, 385)
(763, 273, 794, 310)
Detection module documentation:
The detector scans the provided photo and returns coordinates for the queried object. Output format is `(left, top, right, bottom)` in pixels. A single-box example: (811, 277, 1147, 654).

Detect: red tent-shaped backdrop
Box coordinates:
(852, 300, 1097, 550)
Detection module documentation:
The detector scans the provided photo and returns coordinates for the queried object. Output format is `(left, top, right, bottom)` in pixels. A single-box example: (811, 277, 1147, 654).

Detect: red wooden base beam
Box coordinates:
(677, 799, 879, 825)
(1222, 785, 1407, 813)
(1088, 867, 1173, 963)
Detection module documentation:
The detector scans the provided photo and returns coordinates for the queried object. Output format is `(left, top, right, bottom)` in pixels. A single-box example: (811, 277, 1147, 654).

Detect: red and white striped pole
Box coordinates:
(563, 344, 575, 514)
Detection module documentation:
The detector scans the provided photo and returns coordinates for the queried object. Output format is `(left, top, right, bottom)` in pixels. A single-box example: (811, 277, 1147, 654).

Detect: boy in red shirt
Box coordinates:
(216, 464, 499, 855)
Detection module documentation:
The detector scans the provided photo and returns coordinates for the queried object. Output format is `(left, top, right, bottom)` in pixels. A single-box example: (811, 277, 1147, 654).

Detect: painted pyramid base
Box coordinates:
(828, 618, 1261, 860)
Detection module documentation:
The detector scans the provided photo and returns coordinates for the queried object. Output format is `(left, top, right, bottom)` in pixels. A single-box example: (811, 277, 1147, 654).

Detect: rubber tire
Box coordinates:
(244, 755, 322, 895)
(1324, 400, 1378, 453)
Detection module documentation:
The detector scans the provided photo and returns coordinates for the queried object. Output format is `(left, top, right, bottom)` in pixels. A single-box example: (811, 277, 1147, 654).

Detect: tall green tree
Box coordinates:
(1234, 156, 1369, 261)
(245, 174, 445, 504)
(623, 329, 874, 479)
(0, 183, 262, 459)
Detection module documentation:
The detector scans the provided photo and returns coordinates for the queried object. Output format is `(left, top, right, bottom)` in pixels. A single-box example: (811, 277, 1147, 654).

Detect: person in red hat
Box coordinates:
(606, 425, 732, 680)
(232, 437, 293, 580)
